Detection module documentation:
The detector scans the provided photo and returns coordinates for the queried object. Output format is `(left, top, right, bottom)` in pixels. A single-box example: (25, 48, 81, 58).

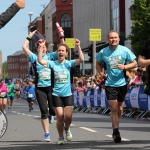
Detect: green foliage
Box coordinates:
(128, 0, 150, 56)
(2, 61, 8, 79)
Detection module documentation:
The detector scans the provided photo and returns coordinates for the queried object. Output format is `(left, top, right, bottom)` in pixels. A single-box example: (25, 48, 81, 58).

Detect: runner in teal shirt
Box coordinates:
(38, 39, 84, 145)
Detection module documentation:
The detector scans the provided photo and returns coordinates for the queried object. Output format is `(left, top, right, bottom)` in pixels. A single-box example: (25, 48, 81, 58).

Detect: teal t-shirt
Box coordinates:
(29, 51, 57, 87)
(96, 45, 136, 87)
(48, 60, 75, 97)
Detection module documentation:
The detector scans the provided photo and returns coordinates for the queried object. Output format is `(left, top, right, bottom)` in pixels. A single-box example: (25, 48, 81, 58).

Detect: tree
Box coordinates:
(128, 0, 150, 56)
(2, 61, 8, 79)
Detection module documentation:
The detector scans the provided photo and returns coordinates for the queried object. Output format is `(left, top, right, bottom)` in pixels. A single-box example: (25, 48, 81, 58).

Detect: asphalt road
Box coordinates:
(0, 98, 150, 150)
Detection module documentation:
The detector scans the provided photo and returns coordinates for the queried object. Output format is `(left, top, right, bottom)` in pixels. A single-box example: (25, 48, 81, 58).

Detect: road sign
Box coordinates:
(65, 38, 75, 48)
(89, 29, 101, 41)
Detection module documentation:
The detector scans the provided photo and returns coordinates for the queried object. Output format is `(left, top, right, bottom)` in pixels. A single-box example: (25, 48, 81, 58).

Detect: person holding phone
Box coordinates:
(22, 27, 65, 142)
(0, 0, 25, 29)
(37, 39, 84, 145)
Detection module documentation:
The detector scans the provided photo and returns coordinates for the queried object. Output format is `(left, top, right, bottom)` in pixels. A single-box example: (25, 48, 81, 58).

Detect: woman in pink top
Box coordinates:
(0, 79, 7, 114)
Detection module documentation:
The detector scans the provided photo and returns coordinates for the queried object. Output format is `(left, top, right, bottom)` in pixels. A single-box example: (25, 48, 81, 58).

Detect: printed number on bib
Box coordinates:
(109, 55, 122, 69)
(1, 92, 6, 96)
(55, 71, 68, 84)
(28, 94, 33, 98)
(39, 68, 51, 80)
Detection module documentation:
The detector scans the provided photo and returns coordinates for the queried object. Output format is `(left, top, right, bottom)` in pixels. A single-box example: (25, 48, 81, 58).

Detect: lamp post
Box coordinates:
(28, 12, 33, 77)
(28, 12, 33, 23)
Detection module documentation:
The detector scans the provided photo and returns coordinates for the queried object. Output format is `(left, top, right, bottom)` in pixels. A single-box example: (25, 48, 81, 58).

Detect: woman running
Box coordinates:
(0, 79, 8, 114)
(38, 39, 84, 144)
(22, 29, 64, 142)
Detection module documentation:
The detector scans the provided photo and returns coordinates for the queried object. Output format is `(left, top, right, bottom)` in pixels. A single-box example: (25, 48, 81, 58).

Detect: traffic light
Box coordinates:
(88, 44, 93, 63)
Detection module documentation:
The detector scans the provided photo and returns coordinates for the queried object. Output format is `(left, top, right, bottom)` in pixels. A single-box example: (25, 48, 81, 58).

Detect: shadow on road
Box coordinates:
(0, 140, 150, 150)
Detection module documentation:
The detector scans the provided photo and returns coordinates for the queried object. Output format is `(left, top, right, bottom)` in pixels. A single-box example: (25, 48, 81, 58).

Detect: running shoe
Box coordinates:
(57, 137, 64, 145)
(49, 116, 54, 124)
(44, 133, 50, 142)
(31, 106, 34, 110)
(112, 130, 121, 143)
(65, 128, 72, 141)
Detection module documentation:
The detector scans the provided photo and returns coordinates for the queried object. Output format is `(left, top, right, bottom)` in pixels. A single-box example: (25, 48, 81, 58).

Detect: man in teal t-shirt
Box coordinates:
(7, 79, 15, 110)
(96, 30, 137, 143)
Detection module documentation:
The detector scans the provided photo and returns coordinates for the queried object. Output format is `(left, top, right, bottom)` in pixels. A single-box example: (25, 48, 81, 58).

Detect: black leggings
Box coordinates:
(35, 86, 55, 119)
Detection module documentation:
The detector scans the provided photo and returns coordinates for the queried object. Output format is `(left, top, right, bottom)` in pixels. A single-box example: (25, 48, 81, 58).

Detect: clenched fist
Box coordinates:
(16, 0, 25, 9)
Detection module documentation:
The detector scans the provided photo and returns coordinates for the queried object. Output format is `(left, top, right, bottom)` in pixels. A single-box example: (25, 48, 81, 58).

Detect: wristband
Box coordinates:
(26, 35, 32, 41)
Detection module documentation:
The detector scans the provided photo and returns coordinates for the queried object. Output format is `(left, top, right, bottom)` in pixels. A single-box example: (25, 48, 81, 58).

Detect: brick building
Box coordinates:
(7, 51, 28, 79)
(52, 0, 73, 50)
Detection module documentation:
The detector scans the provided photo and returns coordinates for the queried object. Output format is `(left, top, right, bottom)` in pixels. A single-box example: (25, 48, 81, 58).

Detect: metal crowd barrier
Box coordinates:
(73, 106, 150, 120)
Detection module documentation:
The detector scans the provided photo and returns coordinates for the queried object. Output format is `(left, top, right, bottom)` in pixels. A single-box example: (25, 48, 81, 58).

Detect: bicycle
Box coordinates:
(0, 111, 8, 138)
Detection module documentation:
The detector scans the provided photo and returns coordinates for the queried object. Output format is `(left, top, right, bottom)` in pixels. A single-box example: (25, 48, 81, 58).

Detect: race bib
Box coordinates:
(8, 88, 13, 93)
(28, 94, 33, 98)
(39, 68, 51, 80)
(1, 92, 6, 96)
(109, 55, 122, 69)
(55, 70, 68, 84)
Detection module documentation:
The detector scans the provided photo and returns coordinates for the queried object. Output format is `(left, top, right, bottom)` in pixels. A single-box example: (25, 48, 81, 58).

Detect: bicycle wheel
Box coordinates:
(0, 111, 8, 138)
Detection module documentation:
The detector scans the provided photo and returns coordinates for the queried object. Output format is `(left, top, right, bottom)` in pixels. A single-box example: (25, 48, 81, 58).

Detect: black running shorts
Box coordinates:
(105, 84, 127, 102)
(52, 95, 74, 107)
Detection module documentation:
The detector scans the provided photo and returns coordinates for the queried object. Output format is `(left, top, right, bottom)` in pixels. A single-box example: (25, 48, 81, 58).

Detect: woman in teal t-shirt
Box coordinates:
(38, 39, 84, 145)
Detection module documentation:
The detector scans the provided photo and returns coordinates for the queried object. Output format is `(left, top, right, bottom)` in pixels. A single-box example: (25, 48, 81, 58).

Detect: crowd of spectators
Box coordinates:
(71, 67, 147, 93)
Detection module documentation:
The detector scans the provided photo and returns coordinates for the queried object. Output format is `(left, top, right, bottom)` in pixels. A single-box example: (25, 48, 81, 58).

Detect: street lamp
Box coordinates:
(28, 12, 33, 77)
(28, 12, 33, 23)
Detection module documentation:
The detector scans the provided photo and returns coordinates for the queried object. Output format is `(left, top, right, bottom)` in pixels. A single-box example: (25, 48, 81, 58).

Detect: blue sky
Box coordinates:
(0, 0, 50, 62)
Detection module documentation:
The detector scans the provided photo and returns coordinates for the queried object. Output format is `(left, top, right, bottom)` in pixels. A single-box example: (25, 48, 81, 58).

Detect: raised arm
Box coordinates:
(74, 39, 84, 66)
(0, 0, 25, 29)
(22, 30, 36, 57)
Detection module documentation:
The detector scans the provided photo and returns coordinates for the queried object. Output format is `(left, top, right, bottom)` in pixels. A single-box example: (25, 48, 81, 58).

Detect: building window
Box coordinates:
(111, 0, 119, 32)
(61, 14, 71, 28)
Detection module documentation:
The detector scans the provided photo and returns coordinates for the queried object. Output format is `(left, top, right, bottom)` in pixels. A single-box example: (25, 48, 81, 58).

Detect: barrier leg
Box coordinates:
(80, 108, 86, 113)
(90, 107, 97, 113)
(85, 108, 91, 113)
(139, 111, 148, 119)
(96, 107, 102, 113)
(102, 108, 110, 114)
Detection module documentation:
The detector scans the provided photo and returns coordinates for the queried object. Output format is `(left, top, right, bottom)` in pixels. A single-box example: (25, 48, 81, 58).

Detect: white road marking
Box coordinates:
(17, 113, 21, 114)
(106, 135, 130, 141)
(34, 116, 40, 118)
(70, 124, 75, 126)
(12, 111, 16, 113)
(79, 127, 97, 132)
(27, 115, 32, 116)
(21, 113, 26, 115)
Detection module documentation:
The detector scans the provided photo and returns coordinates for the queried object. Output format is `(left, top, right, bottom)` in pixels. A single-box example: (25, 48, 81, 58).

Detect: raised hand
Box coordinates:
(75, 39, 80, 47)
(16, 0, 25, 9)
(57, 27, 64, 38)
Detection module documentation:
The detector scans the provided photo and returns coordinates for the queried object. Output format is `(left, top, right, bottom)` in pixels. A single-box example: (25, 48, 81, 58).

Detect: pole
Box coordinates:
(93, 41, 96, 75)
(82, 61, 85, 75)
(70, 49, 71, 60)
